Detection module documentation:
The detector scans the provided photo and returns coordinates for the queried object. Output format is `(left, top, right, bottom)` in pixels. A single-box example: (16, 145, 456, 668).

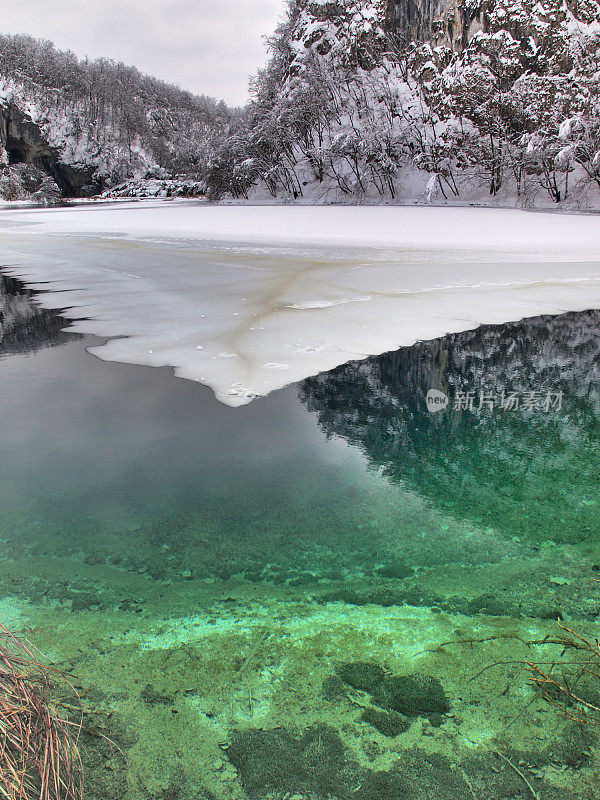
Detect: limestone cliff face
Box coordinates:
(385, 0, 449, 42)
(283, 0, 392, 72)
(0, 103, 100, 198)
(288, 1, 481, 64)
(385, 0, 483, 50)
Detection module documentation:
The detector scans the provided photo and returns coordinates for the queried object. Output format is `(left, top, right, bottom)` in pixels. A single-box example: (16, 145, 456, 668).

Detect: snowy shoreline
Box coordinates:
(2, 194, 600, 215)
(2, 200, 600, 252)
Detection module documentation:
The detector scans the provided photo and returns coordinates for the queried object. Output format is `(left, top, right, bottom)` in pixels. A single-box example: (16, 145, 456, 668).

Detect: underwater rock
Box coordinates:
(336, 661, 386, 693)
(227, 729, 553, 800)
(320, 584, 440, 608)
(321, 674, 346, 701)
(361, 707, 411, 737)
(319, 582, 576, 621)
(140, 683, 176, 706)
(70, 591, 103, 612)
(375, 560, 414, 579)
(227, 728, 304, 796)
(352, 767, 411, 799)
(83, 551, 105, 566)
(466, 594, 513, 616)
(543, 722, 595, 768)
(227, 725, 356, 798)
(373, 674, 450, 716)
(427, 712, 445, 727)
(289, 571, 318, 586)
(549, 576, 570, 586)
(336, 662, 450, 718)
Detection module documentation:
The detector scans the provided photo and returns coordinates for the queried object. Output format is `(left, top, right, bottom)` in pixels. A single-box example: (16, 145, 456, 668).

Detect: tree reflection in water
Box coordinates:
(301, 309, 600, 545)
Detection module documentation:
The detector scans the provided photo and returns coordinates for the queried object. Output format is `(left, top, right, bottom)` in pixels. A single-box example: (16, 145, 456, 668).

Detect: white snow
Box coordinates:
(1, 200, 600, 406)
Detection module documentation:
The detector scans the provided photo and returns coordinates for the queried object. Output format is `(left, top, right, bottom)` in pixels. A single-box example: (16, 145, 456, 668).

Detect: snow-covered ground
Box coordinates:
(0, 200, 599, 406)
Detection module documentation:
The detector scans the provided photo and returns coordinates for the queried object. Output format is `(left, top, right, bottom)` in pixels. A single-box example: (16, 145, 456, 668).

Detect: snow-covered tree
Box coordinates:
(0, 34, 234, 198)
(210, 0, 600, 206)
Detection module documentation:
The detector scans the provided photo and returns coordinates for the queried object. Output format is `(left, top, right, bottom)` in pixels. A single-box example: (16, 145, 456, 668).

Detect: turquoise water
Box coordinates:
(1, 275, 600, 799)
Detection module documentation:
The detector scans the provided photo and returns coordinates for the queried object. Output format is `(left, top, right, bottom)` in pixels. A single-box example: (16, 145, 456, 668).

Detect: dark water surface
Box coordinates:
(1, 275, 599, 800)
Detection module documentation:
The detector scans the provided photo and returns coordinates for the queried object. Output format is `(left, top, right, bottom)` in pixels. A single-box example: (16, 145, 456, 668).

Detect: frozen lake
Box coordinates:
(1, 202, 600, 798)
(1, 201, 600, 404)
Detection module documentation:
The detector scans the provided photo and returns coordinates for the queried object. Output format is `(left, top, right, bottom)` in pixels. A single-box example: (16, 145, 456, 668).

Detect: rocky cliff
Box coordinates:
(0, 102, 100, 199)
(386, 0, 449, 42)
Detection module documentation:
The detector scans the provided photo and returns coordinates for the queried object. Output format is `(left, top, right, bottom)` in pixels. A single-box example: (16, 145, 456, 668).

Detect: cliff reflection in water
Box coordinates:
(0, 274, 78, 357)
(301, 310, 600, 545)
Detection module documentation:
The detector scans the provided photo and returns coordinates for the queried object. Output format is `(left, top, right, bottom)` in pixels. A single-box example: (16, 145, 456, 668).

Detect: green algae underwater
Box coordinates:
(1, 274, 600, 800)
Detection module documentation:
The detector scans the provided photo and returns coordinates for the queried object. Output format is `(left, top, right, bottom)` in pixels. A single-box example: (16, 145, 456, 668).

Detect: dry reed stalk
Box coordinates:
(526, 621, 600, 724)
(0, 624, 83, 800)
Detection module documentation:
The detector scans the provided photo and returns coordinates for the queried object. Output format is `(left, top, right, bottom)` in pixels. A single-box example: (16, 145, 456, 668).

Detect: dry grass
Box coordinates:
(0, 624, 83, 800)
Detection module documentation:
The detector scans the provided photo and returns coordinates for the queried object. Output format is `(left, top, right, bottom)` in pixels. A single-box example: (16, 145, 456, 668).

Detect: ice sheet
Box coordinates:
(1, 201, 599, 406)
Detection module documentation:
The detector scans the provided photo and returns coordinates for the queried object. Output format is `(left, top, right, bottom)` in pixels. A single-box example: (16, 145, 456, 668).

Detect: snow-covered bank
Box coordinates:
(0, 202, 599, 406)
(2, 201, 600, 255)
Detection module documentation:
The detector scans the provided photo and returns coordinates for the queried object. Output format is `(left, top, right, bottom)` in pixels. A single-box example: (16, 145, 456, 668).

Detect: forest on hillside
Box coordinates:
(207, 0, 600, 206)
(1, 0, 600, 206)
(0, 33, 234, 199)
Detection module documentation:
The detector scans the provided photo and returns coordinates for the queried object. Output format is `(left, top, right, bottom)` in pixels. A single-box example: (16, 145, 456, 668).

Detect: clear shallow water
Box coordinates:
(1, 275, 600, 800)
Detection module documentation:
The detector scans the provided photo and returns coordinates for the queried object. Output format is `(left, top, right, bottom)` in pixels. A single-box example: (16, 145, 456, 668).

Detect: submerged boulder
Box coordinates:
(336, 661, 386, 693)
(321, 674, 347, 700)
(361, 706, 411, 737)
(374, 673, 450, 716)
(375, 559, 415, 579)
(336, 661, 450, 718)
(227, 725, 355, 798)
